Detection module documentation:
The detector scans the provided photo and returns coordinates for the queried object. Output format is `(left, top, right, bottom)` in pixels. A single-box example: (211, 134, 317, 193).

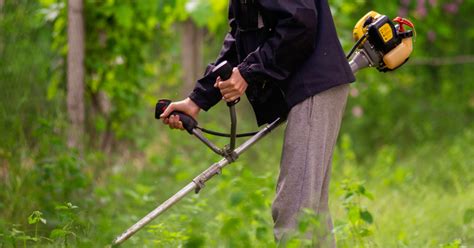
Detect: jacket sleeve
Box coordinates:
(237, 0, 318, 85)
(188, 4, 238, 111)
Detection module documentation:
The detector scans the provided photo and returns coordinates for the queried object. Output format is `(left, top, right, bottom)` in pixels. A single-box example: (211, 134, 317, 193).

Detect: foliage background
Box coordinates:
(0, 0, 473, 247)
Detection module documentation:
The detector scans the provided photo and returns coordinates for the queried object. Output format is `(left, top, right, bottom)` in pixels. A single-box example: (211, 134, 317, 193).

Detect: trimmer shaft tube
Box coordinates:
(112, 182, 196, 246)
(112, 118, 283, 246)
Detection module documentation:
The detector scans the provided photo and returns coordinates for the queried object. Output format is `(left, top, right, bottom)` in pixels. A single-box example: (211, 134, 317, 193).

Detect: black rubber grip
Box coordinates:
(213, 61, 233, 80)
(155, 99, 198, 134)
(212, 61, 240, 106)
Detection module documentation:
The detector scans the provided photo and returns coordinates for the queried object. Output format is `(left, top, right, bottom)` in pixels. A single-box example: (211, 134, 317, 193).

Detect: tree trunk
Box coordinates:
(0, 159, 8, 183)
(180, 20, 204, 97)
(0, 0, 3, 54)
(67, 0, 85, 151)
(0, 0, 4, 18)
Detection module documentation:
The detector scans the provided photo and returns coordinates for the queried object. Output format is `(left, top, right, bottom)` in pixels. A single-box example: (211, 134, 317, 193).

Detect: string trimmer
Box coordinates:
(112, 11, 415, 246)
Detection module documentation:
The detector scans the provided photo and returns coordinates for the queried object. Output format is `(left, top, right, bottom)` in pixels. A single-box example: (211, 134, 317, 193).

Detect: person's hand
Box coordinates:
(214, 67, 248, 102)
(160, 98, 200, 130)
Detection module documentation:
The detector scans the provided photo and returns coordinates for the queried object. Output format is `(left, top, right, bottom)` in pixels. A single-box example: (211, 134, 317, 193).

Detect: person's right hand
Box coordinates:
(160, 97, 200, 130)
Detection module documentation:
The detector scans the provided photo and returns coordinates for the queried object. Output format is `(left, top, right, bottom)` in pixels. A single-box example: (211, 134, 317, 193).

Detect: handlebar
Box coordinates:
(155, 60, 238, 135)
(155, 99, 197, 134)
(212, 61, 239, 106)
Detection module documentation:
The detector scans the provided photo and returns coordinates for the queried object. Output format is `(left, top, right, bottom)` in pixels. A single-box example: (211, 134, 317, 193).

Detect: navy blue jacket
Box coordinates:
(189, 0, 355, 126)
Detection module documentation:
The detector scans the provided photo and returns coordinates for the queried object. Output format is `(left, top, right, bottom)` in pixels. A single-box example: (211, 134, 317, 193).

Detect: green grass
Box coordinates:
(1, 121, 473, 247)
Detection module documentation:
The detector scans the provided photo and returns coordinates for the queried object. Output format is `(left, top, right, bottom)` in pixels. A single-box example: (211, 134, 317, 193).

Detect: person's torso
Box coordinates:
(231, 0, 355, 125)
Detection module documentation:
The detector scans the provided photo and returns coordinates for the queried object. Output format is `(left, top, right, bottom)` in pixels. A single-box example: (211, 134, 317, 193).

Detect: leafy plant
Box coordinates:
(8, 227, 35, 248)
(49, 202, 79, 246)
(281, 208, 324, 248)
(334, 180, 375, 247)
(27, 210, 47, 245)
(441, 239, 463, 248)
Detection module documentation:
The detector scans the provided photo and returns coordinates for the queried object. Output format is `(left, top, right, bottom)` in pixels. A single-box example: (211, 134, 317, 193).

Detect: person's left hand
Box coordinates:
(214, 67, 248, 102)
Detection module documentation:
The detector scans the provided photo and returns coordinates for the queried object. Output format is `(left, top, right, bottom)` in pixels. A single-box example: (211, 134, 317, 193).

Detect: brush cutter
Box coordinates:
(112, 11, 415, 246)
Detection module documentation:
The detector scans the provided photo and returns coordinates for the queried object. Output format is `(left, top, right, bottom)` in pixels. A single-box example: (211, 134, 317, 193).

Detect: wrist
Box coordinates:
(185, 97, 201, 113)
(237, 62, 255, 86)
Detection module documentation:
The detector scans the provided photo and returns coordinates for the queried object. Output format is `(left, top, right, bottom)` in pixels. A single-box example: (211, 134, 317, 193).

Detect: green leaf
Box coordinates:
(229, 191, 245, 206)
(358, 185, 366, 194)
(220, 217, 241, 235)
(464, 208, 474, 224)
(115, 5, 134, 29)
(344, 192, 354, 200)
(55, 205, 68, 210)
(55, 202, 79, 210)
(255, 226, 267, 240)
(360, 210, 373, 224)
(67, 202, 79, 209)
(359, 227, 372, 237)
(15, 234, 35, 241)
(441, 239, 462, 248)
(298, 219, 310, 233)
(10, 228, 25, 236)
(348, 207, 360, 224)
(184, 235, 205, 248)
(28, 211, 46, 225)
(50, 229, 67, 239)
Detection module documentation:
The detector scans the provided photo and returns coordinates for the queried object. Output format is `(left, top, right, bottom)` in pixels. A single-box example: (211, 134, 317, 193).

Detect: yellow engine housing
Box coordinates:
(353, 11, 382, 42)
(352, 10, 415, 71)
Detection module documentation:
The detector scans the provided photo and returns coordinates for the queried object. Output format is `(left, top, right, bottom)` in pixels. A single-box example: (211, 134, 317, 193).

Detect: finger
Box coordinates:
(225, 92, 237, 100)
(228, 95, 240, 102)
(217, 80, 232, 89)
(225, 97, 236, 102)
(169, 115, 178, 128)
(214, 77, 222, 88)
(223, 92, 239, 100)
(219, 87, 236, 95)
(162, 118, 169, 125)
(222, 93, 230, 100)
(223, 96, 235, 102)
(239, 84, 247, 93)
(177, 121, 184, 130)
(170, 121, 178, 129)
(170, 115, 181, 129)
(160, 104, 175, 119)
(168, 115, 177, 128)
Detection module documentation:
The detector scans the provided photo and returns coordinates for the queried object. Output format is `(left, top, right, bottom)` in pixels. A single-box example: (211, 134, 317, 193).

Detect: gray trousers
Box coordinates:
(272, 84, 349, 247)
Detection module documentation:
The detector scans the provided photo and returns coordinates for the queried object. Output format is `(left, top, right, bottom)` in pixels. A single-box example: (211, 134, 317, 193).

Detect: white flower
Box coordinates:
(185, 0, 199, 13)
(114, 56, 124, 65)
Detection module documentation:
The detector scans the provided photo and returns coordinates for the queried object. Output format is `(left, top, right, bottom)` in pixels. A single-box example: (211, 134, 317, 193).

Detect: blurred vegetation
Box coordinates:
(0, 0, 473, 247)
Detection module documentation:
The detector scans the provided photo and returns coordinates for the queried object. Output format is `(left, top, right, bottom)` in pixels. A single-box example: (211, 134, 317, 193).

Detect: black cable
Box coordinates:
(197, 126, 258, 138)
(346, 33, 368, 59)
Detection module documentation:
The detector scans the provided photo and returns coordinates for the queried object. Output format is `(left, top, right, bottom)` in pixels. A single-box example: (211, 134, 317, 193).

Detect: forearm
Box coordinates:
(189, 32, 238, 110)
(189, 2, 239, 111)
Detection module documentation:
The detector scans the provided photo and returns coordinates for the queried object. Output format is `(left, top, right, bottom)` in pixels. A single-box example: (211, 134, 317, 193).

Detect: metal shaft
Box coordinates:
(349, 51, 369, 73)
(192, 129, 224, 156)
(229, 105, 237, 151)
(112, 182, 196, 246)
(112, 118, 283, 246)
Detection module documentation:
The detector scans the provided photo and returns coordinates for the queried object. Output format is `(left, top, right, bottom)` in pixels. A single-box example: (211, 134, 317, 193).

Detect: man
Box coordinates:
(161, 0, 355, 246)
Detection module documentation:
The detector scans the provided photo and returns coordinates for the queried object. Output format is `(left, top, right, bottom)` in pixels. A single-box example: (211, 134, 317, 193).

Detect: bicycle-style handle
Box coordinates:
(155, 99, 197, 134)
(212, 61, 240, 106)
